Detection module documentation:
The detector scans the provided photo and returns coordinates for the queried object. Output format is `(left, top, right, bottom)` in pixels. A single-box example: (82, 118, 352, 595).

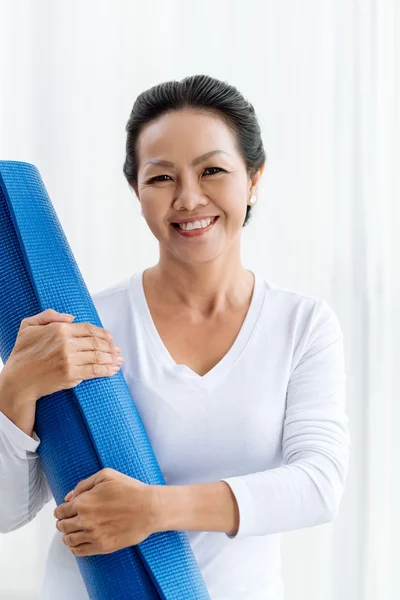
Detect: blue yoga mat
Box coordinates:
(0, 161, 211, 600)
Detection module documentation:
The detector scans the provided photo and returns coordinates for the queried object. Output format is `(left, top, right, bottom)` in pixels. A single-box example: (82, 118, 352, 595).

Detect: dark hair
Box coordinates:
(123, 74, 266, 227)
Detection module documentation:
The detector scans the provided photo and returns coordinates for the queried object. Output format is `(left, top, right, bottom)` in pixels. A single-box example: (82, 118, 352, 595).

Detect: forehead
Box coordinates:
(137, 109, 238, 167)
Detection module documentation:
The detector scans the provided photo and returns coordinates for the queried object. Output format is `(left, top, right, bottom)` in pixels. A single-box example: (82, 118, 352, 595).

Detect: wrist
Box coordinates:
(0, 368, 37, 437)
(145, 484, 169, 534)
(152, 481, 239, 535)
(152, 484, 191, 533)
(0, 368, 17, 412)
(0, 365, 35, 407)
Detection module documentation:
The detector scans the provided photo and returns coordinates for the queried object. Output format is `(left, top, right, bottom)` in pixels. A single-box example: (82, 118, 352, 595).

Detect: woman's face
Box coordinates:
(135, 108, 262, 265)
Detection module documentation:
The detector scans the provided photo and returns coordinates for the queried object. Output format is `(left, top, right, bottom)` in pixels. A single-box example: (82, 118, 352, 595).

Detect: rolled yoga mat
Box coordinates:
(0, 161, 211, 600)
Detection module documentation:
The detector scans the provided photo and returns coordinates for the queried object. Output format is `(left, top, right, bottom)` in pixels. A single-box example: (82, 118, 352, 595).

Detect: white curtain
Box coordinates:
(0, 1, 398, 598)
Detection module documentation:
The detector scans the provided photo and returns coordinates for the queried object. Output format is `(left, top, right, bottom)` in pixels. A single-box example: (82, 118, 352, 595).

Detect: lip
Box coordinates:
(170, 215, 218, 225)
(172, 216, 219, 238)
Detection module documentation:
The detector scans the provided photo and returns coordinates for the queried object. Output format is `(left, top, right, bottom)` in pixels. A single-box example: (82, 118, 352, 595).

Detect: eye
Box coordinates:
(147, 174, 172, 183)
(203, 167, 225, 176)
(147, 166, 226, 184)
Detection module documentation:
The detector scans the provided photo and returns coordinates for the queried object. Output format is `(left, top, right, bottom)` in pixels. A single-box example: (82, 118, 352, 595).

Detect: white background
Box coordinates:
(0, 0, 398, 598)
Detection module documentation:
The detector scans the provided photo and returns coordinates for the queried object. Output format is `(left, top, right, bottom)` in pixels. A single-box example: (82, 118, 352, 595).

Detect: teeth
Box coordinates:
(179, 218, 214, 231)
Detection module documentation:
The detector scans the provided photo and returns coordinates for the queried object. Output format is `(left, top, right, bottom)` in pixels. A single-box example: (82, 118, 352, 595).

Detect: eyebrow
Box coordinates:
(144, 149, 230, 169)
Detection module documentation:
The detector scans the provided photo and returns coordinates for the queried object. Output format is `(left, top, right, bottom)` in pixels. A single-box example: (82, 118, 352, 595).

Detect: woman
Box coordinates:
(0, 74, 351, 600)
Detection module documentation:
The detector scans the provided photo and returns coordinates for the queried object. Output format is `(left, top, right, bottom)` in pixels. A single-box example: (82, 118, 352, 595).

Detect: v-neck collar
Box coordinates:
(129, 269, 266, 392)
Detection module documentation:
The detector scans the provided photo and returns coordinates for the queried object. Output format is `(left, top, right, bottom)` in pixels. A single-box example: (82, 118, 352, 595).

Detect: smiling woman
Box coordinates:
(118, 76, 271, 381)
(0, 74, 350, 600)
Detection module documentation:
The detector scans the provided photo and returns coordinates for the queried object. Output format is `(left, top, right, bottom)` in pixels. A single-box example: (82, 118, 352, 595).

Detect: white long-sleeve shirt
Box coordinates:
(0, 269, 351, 599)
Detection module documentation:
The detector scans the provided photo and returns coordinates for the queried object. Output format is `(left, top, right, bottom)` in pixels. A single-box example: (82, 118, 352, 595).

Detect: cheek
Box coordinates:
(217, 187, 248, 220)
(141, 186, 170, 206)
(141, 188, 170, 221)
(210, 176, 247, 207)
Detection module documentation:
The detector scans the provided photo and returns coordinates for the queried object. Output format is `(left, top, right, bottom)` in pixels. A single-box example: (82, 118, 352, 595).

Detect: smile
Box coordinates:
(172, 216, 219, 237)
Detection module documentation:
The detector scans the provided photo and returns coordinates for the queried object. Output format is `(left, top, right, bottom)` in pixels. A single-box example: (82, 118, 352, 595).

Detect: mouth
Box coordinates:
(171, 216, 219, 237)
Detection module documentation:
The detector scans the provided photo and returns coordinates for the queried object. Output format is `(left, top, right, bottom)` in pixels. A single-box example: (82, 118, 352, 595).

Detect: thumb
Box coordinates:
(65, 471, 103, 501)
(20, 308, 75, 331)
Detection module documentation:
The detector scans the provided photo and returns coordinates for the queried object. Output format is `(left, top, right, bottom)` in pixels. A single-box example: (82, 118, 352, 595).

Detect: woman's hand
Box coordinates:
(0, 308, 123, 437)
(53, 468, 160, 556)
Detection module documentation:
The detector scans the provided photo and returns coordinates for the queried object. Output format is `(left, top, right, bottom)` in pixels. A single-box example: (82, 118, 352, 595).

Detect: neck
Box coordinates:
(144, 260, 254, 317)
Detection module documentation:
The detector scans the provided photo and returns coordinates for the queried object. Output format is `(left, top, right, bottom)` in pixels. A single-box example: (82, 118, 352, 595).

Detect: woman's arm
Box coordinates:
(0, 404, 53, 534)
(154, 300, 351, 539)
(155, 480, 240, 536)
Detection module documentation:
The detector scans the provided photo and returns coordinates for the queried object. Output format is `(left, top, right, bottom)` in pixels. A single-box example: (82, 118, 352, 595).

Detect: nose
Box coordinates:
(173, 183, 209, 212)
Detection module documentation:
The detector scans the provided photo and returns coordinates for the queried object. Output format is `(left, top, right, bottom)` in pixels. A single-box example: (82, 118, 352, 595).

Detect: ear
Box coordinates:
(249, 163, 266, 196)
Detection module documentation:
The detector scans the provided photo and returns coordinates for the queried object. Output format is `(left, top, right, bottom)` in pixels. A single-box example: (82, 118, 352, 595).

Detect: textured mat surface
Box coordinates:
(0, 161, 210, 600)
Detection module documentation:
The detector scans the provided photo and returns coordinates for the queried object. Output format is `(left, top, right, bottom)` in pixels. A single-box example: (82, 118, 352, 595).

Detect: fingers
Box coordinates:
(62, 531, 92, 549)
(56, 515, 82, 535)
(70, 473, 98, 497)
(67, 542, 93, 556)
(65, 468, 114, 501)
(75, 357, 124, 381)
(76, 347, 124, 368)
(68, 323, 124, 376)
(70, 321, 114, 343)
(53, 317, 123, 378)
(72, 333, 124, 380)
(54, 501, 78, 520)
(74, 339, 123, 367)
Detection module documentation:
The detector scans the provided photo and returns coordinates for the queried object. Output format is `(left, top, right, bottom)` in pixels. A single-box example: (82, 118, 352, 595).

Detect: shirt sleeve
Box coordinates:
(220, 299, 351, 539)
(0, 409, 53, 533)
